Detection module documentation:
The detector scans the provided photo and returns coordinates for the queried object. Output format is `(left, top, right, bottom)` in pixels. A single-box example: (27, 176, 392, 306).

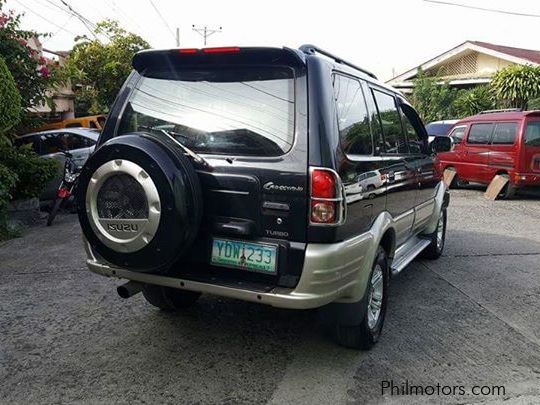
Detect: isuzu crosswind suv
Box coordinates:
(77, 45, 451, 349)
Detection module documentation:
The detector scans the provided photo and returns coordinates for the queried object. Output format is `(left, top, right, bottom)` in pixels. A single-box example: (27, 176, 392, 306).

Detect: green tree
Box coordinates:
(454, 85, 495, 117)
(63, 20, 149, 115)
(0, 55, 21, 142)
(0, 1, 59, 132)
(490, 64, 540, 109)
(410, 70, 458, 122)
(528, 97, 540, 110)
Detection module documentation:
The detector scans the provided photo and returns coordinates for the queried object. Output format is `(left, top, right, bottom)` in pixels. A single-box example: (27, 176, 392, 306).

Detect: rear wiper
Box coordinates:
(158, 129, 213, 170)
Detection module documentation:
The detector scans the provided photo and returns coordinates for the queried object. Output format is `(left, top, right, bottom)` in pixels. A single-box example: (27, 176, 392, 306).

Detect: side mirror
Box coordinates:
(431, 136, 452, 154)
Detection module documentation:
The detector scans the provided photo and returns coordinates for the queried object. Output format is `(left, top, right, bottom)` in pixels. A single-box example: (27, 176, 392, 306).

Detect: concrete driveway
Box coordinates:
(1, 189, 539, 404)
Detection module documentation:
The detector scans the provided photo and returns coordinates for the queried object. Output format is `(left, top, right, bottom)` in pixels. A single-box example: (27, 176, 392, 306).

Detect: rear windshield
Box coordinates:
(117, 67, 295, 156)
(525, 121, 540, 146)
(425, 123, 453, 136)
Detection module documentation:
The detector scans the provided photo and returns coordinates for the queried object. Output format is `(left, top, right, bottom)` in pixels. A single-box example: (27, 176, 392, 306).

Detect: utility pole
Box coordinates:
(192, 25, 222, 46)
(176, 27, 180, 47)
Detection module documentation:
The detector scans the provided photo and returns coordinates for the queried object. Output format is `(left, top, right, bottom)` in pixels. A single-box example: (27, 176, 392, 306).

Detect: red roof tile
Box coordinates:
(470, 41, 540, 64)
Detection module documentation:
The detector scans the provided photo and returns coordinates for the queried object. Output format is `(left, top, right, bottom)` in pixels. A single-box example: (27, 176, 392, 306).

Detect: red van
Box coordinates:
(437, 110, 540, 198)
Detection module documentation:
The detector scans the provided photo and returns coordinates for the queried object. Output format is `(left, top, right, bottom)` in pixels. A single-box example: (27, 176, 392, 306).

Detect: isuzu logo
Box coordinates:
(263, 182, 304, 193)
(106, 223, 139, 232)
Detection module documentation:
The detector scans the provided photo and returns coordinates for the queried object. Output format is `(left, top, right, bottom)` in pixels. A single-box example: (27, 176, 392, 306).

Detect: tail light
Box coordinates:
(309, 168, 345, 225)
(57, 187, 71, 199)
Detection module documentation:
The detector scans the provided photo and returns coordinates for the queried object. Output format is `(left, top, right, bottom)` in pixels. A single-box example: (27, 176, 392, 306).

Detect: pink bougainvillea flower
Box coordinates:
(40, 66, 50, 78)
(0, 14, 9, 28)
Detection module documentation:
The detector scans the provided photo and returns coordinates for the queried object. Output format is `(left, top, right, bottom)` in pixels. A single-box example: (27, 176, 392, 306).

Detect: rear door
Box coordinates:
(371, 88, 417, 244)
(333, 74, 387, 237)
(61, 132, 96, 168)
(487, 122, 519, 177)
(398, 101, 439, 233)
(522, 119, 540, 173)
(111, 52, 309, 285)
(462, 123, 494, 183)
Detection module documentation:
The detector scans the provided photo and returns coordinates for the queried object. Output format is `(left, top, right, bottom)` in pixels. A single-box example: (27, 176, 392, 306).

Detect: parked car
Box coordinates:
(75, 45, 451, 350)
(425, 120, 459, 143)
(437, 110, 540, 198)
(14, 128, 100, 201)
(345, 170, 385, 198)
(35, 115, 107, 132)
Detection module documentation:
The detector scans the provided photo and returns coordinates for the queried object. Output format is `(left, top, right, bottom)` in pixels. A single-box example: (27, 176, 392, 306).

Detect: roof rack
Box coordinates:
(299, 44, 377, 80)
(478, 108, 522, 115)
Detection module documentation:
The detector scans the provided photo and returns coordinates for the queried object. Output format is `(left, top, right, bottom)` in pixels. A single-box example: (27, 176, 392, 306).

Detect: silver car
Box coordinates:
(15, 128, 100, 201)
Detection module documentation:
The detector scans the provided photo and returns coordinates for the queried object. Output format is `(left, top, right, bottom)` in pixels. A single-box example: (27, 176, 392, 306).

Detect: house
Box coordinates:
(387, 41, 540, 94)
(27, 37, 75, 120)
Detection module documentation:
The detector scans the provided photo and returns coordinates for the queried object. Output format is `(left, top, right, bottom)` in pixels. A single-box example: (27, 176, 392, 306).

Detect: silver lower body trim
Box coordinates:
(84, 230, 374, 310)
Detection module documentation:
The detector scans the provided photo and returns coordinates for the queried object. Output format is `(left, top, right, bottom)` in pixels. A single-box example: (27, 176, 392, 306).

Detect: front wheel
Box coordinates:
(447, 167, 467, 188)
(324, 246, 389, 350)
(46, 198, 63, 226)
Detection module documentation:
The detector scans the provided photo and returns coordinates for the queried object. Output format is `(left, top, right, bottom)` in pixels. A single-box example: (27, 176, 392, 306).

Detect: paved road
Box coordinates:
(1, 189, 540, 404)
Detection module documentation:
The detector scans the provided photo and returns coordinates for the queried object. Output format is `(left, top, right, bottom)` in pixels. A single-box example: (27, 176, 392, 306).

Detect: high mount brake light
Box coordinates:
(203, 47, 240, 53)
(178, 47, 240, 54)
(309, 168, 344, 225)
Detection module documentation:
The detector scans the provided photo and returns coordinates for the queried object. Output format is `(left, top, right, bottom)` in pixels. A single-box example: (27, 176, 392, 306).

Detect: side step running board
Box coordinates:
(391, 237, 431, 275)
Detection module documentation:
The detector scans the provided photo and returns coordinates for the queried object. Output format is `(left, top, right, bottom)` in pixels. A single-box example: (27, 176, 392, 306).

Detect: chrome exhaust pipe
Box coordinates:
(117, 281, 143, 299)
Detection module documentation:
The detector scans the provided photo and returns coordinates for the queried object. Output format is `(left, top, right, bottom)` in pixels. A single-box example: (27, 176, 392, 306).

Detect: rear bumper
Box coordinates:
(512, 172, 540, 187)
(84, 231, 374, 310)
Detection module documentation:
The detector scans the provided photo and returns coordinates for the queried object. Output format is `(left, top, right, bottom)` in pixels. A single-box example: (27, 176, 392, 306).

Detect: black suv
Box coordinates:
(77, 45, 450, 349)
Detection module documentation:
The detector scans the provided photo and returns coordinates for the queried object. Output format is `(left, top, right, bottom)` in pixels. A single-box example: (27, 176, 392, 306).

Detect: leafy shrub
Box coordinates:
(0, 144, 59, 200)
(0, 55, 21, 140)
(527, 97, 540, 110)
(410, 70, 459, 122)
(0, 1, 60, 133)
(491, 65, 540, 109)
(0, 163, 18, 240)
(454, 86, 495, 117)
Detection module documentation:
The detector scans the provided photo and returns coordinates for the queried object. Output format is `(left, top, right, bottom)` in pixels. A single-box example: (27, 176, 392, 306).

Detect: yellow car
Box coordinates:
(35, 115, 106, 131)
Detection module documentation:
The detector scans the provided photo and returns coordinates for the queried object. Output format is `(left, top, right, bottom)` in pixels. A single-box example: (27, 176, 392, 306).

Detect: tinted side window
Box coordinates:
(492, 123, 518, 145)
(467, 123, 494, 144)
(450, 126, 466, 143)
(41, 133, 64, 154)
(399, 103, 425, 154)
(372, 90, 407, 154)
(525, 122, 540, 146)
(333, 75, 373, 155)
(65, 123, 83, 128)
(62, 133, 89, 150)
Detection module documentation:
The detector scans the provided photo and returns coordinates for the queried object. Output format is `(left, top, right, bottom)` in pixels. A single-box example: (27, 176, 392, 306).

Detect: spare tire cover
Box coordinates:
(77, 133, 202, 272)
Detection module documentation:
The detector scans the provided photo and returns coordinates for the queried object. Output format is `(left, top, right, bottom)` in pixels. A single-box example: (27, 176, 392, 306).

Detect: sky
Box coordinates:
(5, 0, 540, 81)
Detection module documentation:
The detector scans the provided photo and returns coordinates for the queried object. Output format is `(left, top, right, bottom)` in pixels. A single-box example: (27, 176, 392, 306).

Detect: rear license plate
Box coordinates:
(211, 238, 278, 274)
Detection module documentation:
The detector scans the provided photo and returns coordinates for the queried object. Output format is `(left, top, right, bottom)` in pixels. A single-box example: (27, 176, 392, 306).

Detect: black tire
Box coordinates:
(142, 284, 201, 311)
(447, 167, 467, 188)
(422, 207, 446, 260)
(46, 198, 63, 226)
(323, 246, 389, 350)
(496, 174, 515, 200)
